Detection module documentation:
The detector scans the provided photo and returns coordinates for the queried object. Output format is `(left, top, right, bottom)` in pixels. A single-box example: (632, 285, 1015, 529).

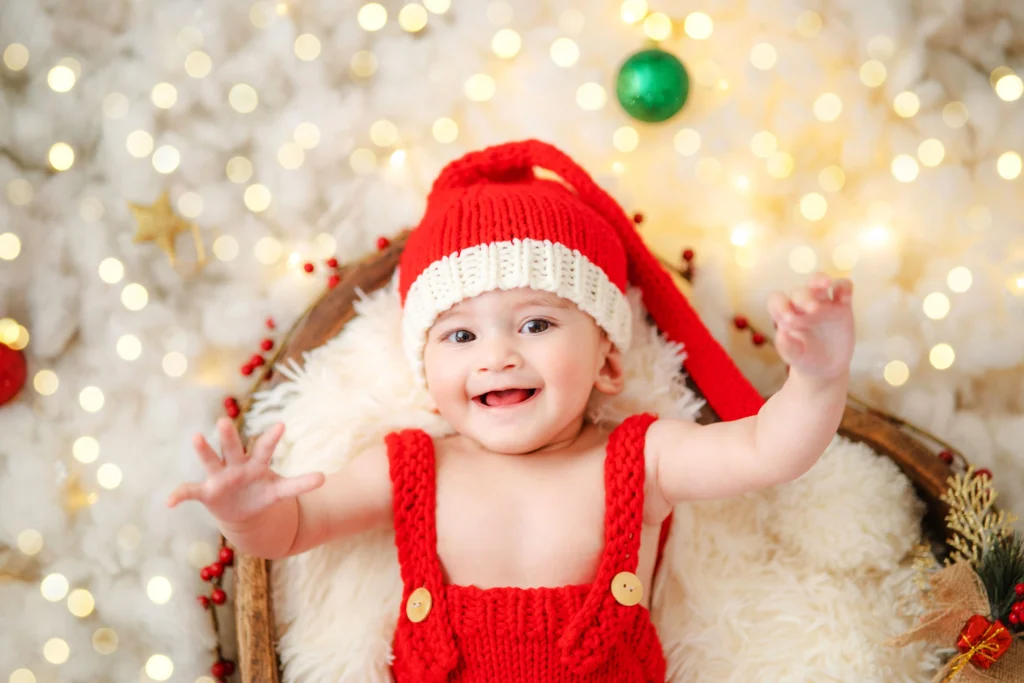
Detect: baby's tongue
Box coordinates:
(486, 389, 531, 406)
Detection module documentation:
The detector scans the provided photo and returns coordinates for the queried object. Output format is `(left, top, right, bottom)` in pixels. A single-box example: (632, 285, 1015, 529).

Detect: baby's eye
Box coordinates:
(521, 319, 551, 334)
(446, 329, 475, 343)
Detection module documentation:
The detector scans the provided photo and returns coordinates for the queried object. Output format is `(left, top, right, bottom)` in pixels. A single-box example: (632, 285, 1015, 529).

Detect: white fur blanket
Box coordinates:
(245, 275, 940, 682)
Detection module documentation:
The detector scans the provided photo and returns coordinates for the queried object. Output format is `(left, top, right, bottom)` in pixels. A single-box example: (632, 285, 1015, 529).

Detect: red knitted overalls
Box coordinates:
(385, 413, 667, 683)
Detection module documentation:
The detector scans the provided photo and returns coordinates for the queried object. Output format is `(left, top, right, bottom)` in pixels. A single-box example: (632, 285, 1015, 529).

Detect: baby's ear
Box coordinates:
(593, 338, 625, 396)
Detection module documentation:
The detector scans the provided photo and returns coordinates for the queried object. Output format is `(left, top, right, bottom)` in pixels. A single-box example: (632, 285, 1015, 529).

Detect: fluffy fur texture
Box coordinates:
(245, 274, 940, 682)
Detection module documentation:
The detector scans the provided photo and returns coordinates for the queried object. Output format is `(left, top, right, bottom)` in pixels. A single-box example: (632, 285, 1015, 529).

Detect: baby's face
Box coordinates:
(422, 288, 623, 454)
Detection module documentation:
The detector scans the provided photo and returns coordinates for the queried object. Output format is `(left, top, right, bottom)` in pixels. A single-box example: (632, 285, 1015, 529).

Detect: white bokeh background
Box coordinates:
(0, 0, 1022, 681)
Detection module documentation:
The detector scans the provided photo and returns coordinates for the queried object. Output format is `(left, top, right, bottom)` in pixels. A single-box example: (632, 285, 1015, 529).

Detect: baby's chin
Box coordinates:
(452, 418, 574, 456)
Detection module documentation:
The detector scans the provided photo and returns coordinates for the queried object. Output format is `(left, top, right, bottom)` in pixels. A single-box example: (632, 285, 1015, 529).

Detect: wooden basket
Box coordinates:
(232, 230, 956, 682)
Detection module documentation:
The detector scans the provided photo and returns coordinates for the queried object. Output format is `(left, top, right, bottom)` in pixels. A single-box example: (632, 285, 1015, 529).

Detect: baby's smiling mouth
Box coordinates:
(474, 388, 538, 407)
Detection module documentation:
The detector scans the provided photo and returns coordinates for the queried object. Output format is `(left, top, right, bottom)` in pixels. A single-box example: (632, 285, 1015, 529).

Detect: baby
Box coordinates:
(168, 140, 855, 682)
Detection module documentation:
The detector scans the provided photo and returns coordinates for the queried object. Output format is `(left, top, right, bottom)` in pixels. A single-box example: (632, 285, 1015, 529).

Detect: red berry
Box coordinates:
(303, 262, 314, 273)
(975, 468, 992, 480)
(260, 339, 273, 351)
(226, 404, 240, 418)
(937, 449, 954, 465)
(250, 354, 265, 367)
(200, 566, 213, 581)
(1011, 612, 1020, 625)
(223, 396, 237, 408)
(219, 547, 235, 565)
(327, 274, 340, 289)
(752, 333, 766, 346)
(682, 248, 695, 262)
(223, 661, 236, 676)
(265, 317, 276, 330)
(632, 212, 644, 224)
(376, 236, 390, 250)
(326, 257, 338, 268)
(208, 562, 224, 578)
(211, 588, 227, 605)
(733, 315, 749, 330)
(240, 363, 254, 376)
(211, 661, 227, 677)
(197, 595, 211, 609)
(1015, 584, 1024, 597)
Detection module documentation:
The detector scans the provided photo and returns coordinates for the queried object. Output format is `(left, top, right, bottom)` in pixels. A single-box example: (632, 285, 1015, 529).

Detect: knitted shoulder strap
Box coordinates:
(557, 412, 659, 675)
(385, 429, 459, 683)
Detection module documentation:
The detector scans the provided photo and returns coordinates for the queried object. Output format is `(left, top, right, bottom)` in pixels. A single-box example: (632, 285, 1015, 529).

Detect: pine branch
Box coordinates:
(941, 465, 1019, 569)
(977, 532, 1024, 630)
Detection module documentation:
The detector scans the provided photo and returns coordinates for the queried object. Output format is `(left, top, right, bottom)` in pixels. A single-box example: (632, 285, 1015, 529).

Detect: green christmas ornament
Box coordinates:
(615, 47, 690, 123)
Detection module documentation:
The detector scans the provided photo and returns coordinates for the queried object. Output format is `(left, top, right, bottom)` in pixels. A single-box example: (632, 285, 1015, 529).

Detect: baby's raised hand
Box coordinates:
(767, 272, 855, 380)
(166, 418, 325, 527)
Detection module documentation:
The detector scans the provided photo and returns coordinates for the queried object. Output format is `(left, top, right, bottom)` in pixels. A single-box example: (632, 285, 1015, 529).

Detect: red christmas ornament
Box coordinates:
(208, 562, 224, 579)
(975, 468, 993, 480)
(211, 661, 227, 678)
(632, 212, 644, 224)
(376, 236, 390, 250)
(733, 315, 749, 330)
(200, 566, 213, 582)
(260, 338, 274, 351)
(240, 363, 254, 376)
(250, 354, 265, 367)
(681, 248, 694, 262)
(751, 333, 766, 346)
(197, 595, 211, 609)
(326, 257, 338, 268)
(303, 262, 315, 273)
(327, 274, 340, 289)
(265, 317, 276, 330)
(211, 588, 227, 605)
(956, 615, 1012, 669)
(219, 547, 235, 566)
(938, 449, 954, 465)
(1015, 583, 1024, 597)
(0, 342, 28, 406)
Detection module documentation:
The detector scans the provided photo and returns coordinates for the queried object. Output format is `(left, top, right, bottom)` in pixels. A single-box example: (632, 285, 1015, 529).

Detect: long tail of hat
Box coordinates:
(432, 139, 765, 422)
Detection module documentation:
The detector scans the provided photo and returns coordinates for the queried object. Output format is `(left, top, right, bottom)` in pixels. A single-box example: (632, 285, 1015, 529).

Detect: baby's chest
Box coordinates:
(434, 457, 607, 588)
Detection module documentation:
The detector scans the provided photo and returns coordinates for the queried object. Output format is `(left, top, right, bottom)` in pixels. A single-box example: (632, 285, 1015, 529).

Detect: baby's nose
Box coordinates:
(479, 337, 523, 372)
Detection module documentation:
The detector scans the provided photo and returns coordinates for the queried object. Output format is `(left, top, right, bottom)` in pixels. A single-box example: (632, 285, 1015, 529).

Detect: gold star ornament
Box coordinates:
(128, 191, 206, 266)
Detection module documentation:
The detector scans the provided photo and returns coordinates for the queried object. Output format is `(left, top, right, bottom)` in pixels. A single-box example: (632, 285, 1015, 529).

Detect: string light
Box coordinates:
(929, 343, 955, 370)
(990, 66, 1014, 88)
(613, 126, 639, 152)
(684, 12, 713, 40)
(766, 152, 794, 178)
(800, 193, 827, 221)
(813, 93, 842, 121)
(730, 223, 754, 246)
(152, 145, 180, 174)
(185, 50, 212, 77)
(47, 65, 76, 92)
(177, 191, 203, 218)
(918, 139, 945, 167)
(17, 529, 44, 555)
(0, 232, 20, 260)
(98, 257, 124, 283)
(923, 292, 950, 319)
(432, 117, 458, 143)
(357, 3, 387, 31)
(249, 1, 275, 28)
(41, 573, 70, 601)
(228, 84, 258, 113)
(947, 266, 973, 292)
(818, 165, 845, 192)
(3, 43, 30, 70)
(67, 589, 96, 618)
(145, 655, 174, 681)
(550, 38, 579, 67)
(126, 130, 154, 158)
(79, 386, 105, 412)
(942, 102, 969, 129)
(49, 143, 75, 171)
(997, 151, 1022, 180)
(370, 119, 398, 146)
(121, 283, 148, 311)
(147, 576, 173, 604)
(464, 74, 496, 101)
(97, 463, 123, 489)
(643, 12, 671, 41)
(750, 131, 777, 158)
(162, 352, 187, 377)
(390, 149, 406, 167)
(92, 628, 118, 655)
(674, 129, 701, 156)
(884, 360, 909, 386)
(7, 178, 32, 205)
(294, 122, 321, 149)
(43, 638, 70, 665)
(349, 148, 377, 174)
(253, 237, 283, 264)
(576, 82, 607, 110)
(213, 235, 239, 261)
(399, 4, 428, 32)
(73, 436, 101, 463)
(350, 50, 377, 78)
(244, 184, 272, 212)
(750, 43, 776, 70)
(859, 60, 886, 87)
(492, 29, 521, 58)
(891, 154, 919, 182)
(620, 0, 648, 24)
(859, 224, 890, 248)
(151, 83, 177, 109)
(277, 142, 304, 169)
(789, 245, 818, 273)
(893, 91, 920, 118)
(994, 73, 1023, 102)
(294, 34, 321, 60)
(33, 370, 58, 395)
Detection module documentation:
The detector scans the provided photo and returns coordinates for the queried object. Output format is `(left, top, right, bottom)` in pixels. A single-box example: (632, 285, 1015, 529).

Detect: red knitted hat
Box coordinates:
(398, 139, 764, 422)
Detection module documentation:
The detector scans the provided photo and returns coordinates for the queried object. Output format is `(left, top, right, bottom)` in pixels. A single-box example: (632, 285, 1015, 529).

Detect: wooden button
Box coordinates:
(406, 587, 432, 623)
(611, 572, 643, 607)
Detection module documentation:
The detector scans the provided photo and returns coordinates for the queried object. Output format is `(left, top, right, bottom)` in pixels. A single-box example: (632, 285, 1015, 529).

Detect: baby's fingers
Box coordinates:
(166, 482, 206, 508)
(193, 433, 224, 476)
(272, 472, 326, 501)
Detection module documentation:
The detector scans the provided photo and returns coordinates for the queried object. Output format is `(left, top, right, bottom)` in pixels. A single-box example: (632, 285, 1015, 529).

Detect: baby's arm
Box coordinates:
(167, 419, 392, 560)
(648, 273, 854, 505)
